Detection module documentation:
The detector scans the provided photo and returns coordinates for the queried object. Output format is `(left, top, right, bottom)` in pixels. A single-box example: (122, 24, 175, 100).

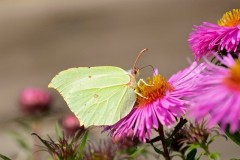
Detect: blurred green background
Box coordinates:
(0, 0, 240, 159)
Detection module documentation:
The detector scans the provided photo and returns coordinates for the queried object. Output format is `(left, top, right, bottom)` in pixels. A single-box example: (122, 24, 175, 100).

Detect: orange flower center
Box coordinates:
(135, 74, 174, 106)
(218, 9, 240, 27)
(224, 60, 240, 92)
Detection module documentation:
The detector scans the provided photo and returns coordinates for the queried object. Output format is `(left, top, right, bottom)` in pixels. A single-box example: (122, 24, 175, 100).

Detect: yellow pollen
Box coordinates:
(135, 74, 174, 106)
(218, 9, 240, 27)
(224, 60, 240, 91)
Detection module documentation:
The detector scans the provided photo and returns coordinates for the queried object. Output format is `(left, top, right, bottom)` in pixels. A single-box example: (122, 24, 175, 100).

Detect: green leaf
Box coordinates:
(207, 134, 227, 146)
(196, 153, 204, 160)
(209, 152, 220, 160)
(185, 144, 200, 156)
(31, 133, 55, 153)
(130, 146, 145, 158)
(15, 119, 31, 130)
(55, 122, 63, 139)
(165, 138, 172, 148)
(7, 130, 31, 151)
(49, 66, 136, 127)
(168, 118, 187, 139)
(186, 149, 197, 160)
(150, 143, 164, 155)
(16, 139, 31, 151)
(0, 154, 11, 160)
(78, 130, 89, 156)
(225, 127, 240, 146)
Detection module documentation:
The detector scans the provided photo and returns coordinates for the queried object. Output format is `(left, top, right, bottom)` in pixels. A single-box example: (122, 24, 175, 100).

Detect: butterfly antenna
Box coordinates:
(132, 48, 148, 75)
(139, 65, 158, 77)
(139, 65, 155, 72)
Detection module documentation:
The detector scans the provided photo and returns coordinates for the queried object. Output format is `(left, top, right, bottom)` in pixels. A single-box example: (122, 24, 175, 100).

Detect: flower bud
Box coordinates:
(61, 114, 83, 137)
(111, 131, 140, 150)
(19, 88, 52, 114)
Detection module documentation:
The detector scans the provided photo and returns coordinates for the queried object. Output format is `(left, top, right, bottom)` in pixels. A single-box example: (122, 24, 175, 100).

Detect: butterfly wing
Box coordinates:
(49, 66, 136, 127)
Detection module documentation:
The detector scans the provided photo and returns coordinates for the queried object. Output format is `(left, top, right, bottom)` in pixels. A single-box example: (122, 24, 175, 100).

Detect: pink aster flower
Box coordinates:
(189, 54, 240, 133)
(189, 9, 240, 61)
(105, 62, 205, 142)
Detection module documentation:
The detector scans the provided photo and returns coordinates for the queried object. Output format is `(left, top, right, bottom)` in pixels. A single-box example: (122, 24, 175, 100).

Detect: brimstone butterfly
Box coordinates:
(48, 49, 147, 127)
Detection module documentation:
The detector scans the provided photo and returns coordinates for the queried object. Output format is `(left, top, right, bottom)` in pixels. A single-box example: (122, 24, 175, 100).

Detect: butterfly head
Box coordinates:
(131, 67, 140, 76)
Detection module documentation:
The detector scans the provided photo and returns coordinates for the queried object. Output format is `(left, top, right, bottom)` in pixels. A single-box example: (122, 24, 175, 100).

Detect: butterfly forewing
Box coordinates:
(49, 66, 136, 127)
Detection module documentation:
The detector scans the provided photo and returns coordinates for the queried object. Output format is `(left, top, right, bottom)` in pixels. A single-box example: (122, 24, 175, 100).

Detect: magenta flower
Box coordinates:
(189, 22, 225, 60)
(189, 9, 240, 61)
(19, 87, 52, 114)
(105, 62, 204, 142)
(189, 54, 240, 133)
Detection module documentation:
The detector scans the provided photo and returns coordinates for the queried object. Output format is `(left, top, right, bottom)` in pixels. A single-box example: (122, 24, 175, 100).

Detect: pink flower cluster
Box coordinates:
(189, 54, 240, 133)
(189, 9, 240, 61)
(189, 22, 240, 61)
(104, 9, 240, 142)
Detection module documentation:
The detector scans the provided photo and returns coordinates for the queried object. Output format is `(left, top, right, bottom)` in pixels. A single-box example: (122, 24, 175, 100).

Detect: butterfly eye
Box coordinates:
(132, 67, 139, 75)
(135, 69, 140, 75)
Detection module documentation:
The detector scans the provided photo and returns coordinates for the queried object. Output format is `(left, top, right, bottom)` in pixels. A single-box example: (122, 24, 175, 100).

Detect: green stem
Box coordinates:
(32, 120, 41, 160)
(168, 118, 187, 139)
(180, 153, 186, 160)
(158, 124, 170, 160)
(201, 144, 214, 160)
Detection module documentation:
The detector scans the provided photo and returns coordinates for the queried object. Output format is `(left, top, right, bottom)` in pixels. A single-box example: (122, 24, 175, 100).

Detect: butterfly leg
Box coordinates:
(138, 79, 153, 86)
(135, 90, 148, 99)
